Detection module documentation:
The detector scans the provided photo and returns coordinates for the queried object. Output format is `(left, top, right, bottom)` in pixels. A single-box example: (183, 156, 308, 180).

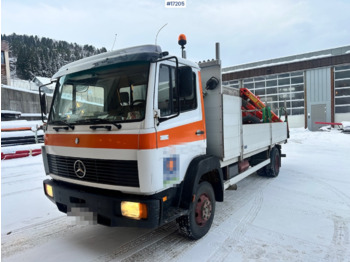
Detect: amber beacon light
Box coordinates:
(178, 34, 187, 58)
(178, 34, 187, 47)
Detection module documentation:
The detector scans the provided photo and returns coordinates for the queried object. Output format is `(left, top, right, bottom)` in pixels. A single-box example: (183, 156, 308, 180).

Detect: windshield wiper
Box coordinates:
(107, 121, 122, 130)
(51, 120, 75, 131)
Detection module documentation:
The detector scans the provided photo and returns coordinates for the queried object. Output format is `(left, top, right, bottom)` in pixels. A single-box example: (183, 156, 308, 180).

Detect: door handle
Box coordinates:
(196, 130, 205, 135)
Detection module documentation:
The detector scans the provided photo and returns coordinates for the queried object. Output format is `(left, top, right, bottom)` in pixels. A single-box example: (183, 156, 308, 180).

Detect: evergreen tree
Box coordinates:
(1, 33, 107, 80)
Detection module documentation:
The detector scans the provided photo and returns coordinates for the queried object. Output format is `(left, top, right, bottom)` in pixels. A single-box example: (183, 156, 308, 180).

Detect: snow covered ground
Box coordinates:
(1, 128, 350, 261)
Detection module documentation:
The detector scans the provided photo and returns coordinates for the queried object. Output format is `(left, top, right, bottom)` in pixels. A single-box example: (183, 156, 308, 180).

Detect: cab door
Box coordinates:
(154, 61, 206, 187)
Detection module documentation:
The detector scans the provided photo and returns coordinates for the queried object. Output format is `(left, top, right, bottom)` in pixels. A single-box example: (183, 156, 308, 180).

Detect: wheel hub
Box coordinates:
(195, 194, 212, 226)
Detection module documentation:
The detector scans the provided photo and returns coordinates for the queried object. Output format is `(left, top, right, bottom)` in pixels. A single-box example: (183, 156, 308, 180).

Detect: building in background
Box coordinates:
(31, 76, 55, 93)
(1, 40, 11, 85)
(222, 46, 350, 130)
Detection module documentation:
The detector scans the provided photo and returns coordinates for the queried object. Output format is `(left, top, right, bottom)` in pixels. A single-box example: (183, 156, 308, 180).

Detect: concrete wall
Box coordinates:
(1, 85, 53, 114)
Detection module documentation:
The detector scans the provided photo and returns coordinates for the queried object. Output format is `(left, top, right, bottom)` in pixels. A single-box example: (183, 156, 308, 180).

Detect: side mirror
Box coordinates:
(178, 66, 193, 97)
(40, 92, 47, 115)
(39, 80, 56, 123)
(39, 86, 48, 123)
(40, 93, 47, 115)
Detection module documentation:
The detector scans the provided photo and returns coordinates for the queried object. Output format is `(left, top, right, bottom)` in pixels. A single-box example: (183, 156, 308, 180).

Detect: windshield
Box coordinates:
(49, 62, 149, 124)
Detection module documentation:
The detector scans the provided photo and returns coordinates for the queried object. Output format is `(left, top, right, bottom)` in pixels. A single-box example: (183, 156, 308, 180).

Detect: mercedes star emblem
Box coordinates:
(74, 160, 86, 178)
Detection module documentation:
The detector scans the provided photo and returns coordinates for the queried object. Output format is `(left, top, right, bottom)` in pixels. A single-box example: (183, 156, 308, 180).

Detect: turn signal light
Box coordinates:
(121, 201, 148, 220)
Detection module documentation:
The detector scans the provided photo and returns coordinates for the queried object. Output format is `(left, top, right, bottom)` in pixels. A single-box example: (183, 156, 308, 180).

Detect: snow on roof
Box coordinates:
(52, 45, 163, 79)
(224, 54, 333, 74)
(34, 76, 51, 83)
(223, 45, 350, 74)
(32, 76, 56, 89)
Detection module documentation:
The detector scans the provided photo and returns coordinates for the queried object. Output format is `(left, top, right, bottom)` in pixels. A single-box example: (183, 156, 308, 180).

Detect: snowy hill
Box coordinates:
(1, 33, 107, 80)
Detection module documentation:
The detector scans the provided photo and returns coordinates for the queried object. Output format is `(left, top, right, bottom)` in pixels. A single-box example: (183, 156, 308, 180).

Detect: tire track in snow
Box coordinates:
(174, 176, 272, 262)
(97, 175, 272, 262)
(2, 175, 270, 261)
(92, 222, 178, 262)
(292, 171, 350, 209)
(1, 217, 82, 258)
(324, 216, 350, 261)
(2, 187, 43, 197)
(120, 230, 190, 262)
(314, 178, 350, 209)
(1, 176, 43, 185)
(288, 171, 350, 261)
(1, 173, 43, 181)
(208, 189, 264, 262)
(2, 174, 274, 262)
(306, 174, 350, 260)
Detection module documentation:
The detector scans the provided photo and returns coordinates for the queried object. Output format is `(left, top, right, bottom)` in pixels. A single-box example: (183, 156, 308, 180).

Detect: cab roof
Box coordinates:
(52, 45, 162, 79)
(52, 44, 199, 80)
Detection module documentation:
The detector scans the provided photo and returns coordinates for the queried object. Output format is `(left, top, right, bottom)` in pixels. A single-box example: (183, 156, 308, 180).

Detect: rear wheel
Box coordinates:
(257, 147, 280, 177)
(176, 181, 216, 240)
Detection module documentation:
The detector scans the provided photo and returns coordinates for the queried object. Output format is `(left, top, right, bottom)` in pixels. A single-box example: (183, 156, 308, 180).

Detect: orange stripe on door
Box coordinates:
(157, 120, 206, 148)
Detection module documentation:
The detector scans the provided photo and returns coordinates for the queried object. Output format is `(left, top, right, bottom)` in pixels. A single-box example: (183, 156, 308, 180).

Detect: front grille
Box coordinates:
(47, 154, 139, 187)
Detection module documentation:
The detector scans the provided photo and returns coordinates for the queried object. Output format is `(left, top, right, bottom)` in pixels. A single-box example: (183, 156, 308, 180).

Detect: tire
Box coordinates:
(176, 181, 216, 240)
(257, 147, 280, 177)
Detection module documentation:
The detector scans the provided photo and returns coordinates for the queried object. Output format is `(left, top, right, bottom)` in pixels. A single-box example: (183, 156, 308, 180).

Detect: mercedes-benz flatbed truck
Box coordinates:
(40, 35, 288, 239)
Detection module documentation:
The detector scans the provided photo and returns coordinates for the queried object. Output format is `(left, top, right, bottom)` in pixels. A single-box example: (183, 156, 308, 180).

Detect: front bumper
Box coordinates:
(43, 179, 161, 228)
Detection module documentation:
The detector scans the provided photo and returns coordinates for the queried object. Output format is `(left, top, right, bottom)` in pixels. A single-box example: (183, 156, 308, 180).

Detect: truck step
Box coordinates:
(163, 208, 188, 224)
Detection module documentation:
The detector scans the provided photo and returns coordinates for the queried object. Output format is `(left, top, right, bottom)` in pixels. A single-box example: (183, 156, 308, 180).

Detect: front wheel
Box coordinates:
(176, 181, 216, 240)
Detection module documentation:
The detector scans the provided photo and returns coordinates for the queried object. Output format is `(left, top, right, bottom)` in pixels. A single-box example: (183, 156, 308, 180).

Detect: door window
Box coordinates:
(158, 65, 178, 117)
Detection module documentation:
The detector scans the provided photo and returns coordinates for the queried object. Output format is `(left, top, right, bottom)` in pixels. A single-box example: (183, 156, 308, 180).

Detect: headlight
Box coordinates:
(44, 184, 54, 198)
(121, 201, 148, 220)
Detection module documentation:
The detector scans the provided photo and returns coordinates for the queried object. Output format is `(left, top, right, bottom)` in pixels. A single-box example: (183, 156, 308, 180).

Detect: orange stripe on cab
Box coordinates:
(45, 121, 205, 150)
(45, 133, 142, 149)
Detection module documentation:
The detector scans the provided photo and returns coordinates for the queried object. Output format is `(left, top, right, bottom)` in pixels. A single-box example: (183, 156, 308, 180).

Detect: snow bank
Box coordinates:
(1, 143, 43, 155)
(1, 120, 43, 130)
(1, 110, 22, 115)
(342, 121, 350, 132)
(1, 130, 44, 139)
(319, 125, 331, 131)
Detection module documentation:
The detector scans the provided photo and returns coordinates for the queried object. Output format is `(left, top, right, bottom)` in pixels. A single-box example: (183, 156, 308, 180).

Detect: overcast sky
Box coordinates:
(1, 0, 350, 67)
